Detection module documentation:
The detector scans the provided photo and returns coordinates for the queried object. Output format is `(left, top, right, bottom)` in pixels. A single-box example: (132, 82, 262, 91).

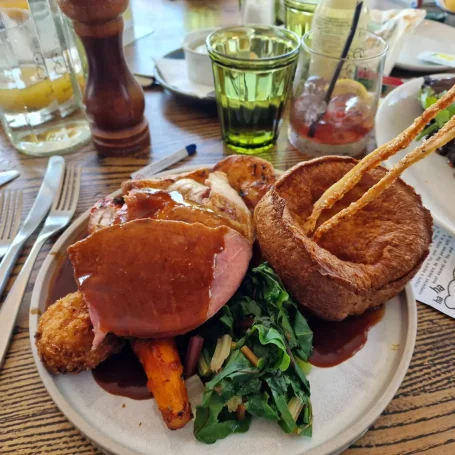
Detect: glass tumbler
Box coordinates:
(289, 30, 387, 158)
(284, 0, 318, 38)
(0, 2, 90, 156)
(207, 25, 300, 154)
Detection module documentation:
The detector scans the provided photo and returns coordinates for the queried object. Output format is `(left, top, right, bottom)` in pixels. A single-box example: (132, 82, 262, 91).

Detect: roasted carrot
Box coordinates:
(131, 338, 192, 430)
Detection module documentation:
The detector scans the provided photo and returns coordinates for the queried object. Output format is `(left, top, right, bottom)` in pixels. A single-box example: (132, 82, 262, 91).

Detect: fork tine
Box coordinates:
(65, 165, 75, 211)
(62, 165, 75, 211)
(68, 166, 81, 213)
(8, 190, 22, 239)
(54, 165, 70, 211)
(4, 190, 14, 240)
(1, 191, 13, 241)
(0, 191, 6, 239)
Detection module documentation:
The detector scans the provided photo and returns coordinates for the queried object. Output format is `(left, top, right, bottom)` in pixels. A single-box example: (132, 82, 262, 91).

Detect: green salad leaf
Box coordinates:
(193, 263, 313, 444)
(418, 85, 455, 140)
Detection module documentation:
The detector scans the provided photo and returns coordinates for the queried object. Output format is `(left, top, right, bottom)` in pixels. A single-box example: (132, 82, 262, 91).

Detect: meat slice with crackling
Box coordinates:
(203, 171, 254, 242)
(111, 188, 252, 241)
(88, 170, 254, 242)
(88, 197, 125, 234)
(68, 219, 252, 346)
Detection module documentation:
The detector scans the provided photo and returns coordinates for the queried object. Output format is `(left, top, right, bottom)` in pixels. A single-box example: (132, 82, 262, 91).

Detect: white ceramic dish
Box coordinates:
(376, 73, 455, 235)
(182, 28, 216, 87)
(30, 166, 417, 455)
(396, 20, 455, 72)
(154, 49, 216, 102)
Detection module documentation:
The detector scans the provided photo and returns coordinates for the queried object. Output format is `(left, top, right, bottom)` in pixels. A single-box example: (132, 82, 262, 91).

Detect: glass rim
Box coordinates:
(301, 29, 388, 63)
(0, 8, 30, 35)
(206, 24, 301, 65)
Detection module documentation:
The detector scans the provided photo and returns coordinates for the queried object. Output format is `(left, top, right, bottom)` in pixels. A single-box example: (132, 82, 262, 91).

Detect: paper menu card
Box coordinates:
(412, 225, 455, 318)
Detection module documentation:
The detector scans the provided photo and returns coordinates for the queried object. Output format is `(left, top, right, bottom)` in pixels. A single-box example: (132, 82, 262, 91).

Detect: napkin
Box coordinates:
(412, 225, 455, 319)
(154, 58, 215, 99)
(370, 9, 426, 76)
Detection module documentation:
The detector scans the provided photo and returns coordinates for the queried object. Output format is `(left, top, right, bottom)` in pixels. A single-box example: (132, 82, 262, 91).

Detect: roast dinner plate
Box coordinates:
(30, 165, 417, 455)
(376, 73, 455, 235)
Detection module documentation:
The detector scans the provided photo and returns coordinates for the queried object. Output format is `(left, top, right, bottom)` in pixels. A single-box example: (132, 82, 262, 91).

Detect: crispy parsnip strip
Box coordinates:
(303, 83, 455, 236)
(312, 114, 455, 242)
(131, 338, 192, 430)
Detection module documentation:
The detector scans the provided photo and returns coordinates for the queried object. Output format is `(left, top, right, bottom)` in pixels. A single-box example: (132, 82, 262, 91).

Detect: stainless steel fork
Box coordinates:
(0, 190, 23, 261)
(0, 165, 81, 368)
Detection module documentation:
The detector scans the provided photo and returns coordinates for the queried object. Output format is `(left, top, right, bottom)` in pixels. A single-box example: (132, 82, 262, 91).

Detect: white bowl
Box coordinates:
(183, 28, 217, 87)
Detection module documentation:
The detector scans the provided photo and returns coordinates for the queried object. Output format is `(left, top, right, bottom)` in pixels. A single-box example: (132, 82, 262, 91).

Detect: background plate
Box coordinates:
(375, 73, 455, 235)
(30, 166, 417, 455)
(396, 20, 455, 72)
(155, 49, 216, 102)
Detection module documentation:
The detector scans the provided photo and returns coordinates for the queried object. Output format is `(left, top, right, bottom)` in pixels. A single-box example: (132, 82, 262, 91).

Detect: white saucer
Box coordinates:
(155, 49, 216, 102)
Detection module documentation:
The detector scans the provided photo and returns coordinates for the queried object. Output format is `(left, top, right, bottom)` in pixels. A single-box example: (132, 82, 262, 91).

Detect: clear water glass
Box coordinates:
(289, 29, 387, 158)
(0, 2, 90, 156)
(207, 25, 300, 154)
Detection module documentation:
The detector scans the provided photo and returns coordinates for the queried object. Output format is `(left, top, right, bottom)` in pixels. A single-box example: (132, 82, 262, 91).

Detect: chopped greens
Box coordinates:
(193, 263, 313, 444)
(418, 85, 455, 140)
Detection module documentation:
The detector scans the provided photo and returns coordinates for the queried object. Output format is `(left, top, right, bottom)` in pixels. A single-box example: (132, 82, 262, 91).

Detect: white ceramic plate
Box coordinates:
(396, 20, 455, 72)
(155, 49, 216, 103)
(375, 73, 455, 235)
(30, 166, 417, 455)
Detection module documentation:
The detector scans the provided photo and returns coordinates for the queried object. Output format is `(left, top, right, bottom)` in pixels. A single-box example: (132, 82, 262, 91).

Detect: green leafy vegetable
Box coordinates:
(418, 85, 455, 140)
(193, 263, 313, 444)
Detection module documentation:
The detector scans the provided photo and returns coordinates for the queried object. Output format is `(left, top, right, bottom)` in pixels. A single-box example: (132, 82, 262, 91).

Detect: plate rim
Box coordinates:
(29, 165, 417, 455)
(396, 20, 455, 72)
(154, 49, 216, 102)
(375, 72, 455, 235)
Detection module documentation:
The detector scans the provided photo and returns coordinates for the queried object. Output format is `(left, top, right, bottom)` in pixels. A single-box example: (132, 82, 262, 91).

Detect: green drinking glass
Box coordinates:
(284, 0, 318, 38)
(207, 25, 300, 154)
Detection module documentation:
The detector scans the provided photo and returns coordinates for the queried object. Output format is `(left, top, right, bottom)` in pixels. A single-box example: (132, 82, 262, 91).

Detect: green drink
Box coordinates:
(284, 0, 318, 38)
(207, 25, 300, 154)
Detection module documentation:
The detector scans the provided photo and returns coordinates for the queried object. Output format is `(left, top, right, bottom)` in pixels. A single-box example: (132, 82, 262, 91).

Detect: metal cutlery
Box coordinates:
(0, 189, 22, 261)
(0, 170, 19, 187)
(0, 156, 65, 300)
(0, 164, 81, 368)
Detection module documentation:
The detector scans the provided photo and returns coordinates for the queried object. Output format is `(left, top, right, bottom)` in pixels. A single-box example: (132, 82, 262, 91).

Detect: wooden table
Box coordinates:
(1, 1, 454, 454)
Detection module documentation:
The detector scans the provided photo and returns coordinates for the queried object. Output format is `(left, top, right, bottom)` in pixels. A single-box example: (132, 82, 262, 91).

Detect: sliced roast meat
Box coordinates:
(203, 171, 254, 242)
(112, 188, 251, 239)
(68, 219, 252, 345)
(121, 168, 210, 194)
(167, 178, 210, 204)
(88, 197, 125, 234)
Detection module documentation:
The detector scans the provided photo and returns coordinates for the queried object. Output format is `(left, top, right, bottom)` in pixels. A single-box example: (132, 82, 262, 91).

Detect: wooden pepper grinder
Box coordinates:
(58, 0, 150, 155)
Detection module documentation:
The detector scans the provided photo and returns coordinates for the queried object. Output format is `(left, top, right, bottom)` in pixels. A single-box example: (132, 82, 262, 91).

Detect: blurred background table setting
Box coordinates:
(1, 0, 455, 454)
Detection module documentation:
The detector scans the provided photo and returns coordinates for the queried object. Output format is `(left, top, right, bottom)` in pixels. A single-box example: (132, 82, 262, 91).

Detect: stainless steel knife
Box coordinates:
(0, 170, 19, 187)
(0, 156, 65, 299)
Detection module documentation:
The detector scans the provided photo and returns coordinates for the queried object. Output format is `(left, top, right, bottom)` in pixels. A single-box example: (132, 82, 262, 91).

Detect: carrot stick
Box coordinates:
(131, 338, 192, 430)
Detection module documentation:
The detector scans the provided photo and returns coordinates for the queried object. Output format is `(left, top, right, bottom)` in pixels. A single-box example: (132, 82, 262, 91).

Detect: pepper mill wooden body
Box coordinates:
(58, 0, 150, 155)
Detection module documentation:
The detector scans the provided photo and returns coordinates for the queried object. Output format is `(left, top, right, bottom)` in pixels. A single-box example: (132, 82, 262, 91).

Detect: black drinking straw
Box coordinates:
(308, 1, 364, 138)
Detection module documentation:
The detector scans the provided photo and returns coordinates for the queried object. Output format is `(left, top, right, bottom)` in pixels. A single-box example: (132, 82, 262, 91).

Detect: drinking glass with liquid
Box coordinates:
(207, 25, 300, 154)
(289, 29, 387, 157)
(284, 0, 318, 38)
(0, 1, 90, 156)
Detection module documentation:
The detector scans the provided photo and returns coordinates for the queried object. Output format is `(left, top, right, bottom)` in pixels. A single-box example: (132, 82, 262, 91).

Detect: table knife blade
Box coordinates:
(0, 170, 19, 187)
(0, 156, 65, 299)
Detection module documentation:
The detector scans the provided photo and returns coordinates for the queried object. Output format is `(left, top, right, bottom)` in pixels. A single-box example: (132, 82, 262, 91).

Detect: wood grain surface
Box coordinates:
(1, 1, 455, 454)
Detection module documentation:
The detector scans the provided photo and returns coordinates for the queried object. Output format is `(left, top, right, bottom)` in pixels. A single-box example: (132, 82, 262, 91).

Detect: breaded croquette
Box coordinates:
(35, 291, 124, 374)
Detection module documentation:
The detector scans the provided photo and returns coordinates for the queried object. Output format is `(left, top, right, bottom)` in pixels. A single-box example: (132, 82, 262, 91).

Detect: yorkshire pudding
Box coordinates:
(254, 156, 433, 320)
